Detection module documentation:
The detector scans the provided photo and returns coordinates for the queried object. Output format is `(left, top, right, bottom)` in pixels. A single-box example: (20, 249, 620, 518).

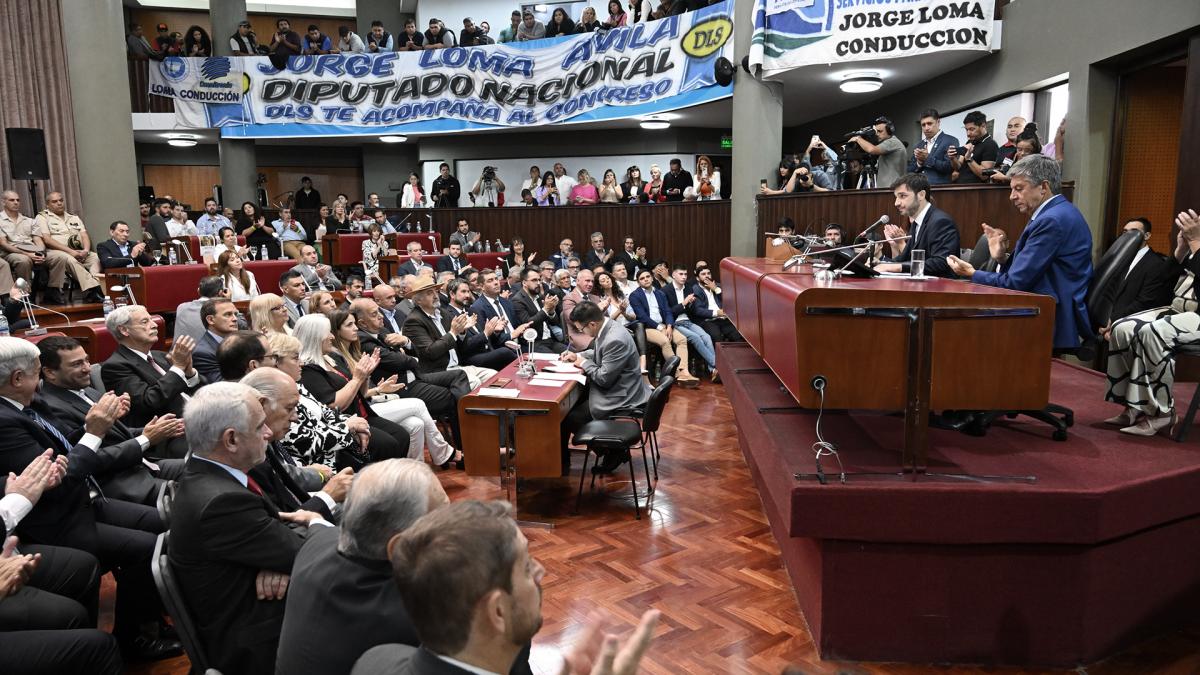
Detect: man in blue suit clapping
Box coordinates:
(907, 108, 958, 185)
(947, 154, 1093, 349)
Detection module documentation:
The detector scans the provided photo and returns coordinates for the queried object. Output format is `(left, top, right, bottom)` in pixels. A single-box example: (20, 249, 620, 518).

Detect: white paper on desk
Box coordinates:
(527, 378, 566, 388)
(480, 387, 521, 398)
(537, 372, 587, 385)
(544, 364, 580, 373)
(528, 353, 560, 361)
(876, 272, 931, 280)
(78, 317, 106, 323)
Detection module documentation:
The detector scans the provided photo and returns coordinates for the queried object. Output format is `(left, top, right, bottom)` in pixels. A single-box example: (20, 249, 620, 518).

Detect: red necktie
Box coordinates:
(246, 476, 264, 496)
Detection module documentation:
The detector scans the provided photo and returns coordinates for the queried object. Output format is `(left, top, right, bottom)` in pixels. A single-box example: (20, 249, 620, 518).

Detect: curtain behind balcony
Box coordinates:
(0, 0, 83, 213)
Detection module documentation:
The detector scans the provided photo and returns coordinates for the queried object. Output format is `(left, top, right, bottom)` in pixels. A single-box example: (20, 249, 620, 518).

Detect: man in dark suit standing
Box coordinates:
(876, 173, 961, 278)
(97, 220, 156, 269)
(101, 304, 203, 456)
(144, 197, 173, 250)
(444, 278, 517, 370)
(0, 337, 181, 661)
(510, 267, 567, 353)
(37, 336, 186, 505)
(1110, 217, 1171, 322)
(192, 297, 242, 383)
(169, 382, 332, 675)
(661, 158, 693, 202)
(948, 155, 1094, 349)
(907, 109, 958, 185)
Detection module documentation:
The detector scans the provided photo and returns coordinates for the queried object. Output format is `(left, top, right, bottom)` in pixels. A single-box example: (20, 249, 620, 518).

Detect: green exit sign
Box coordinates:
(720, 135, 733, 149)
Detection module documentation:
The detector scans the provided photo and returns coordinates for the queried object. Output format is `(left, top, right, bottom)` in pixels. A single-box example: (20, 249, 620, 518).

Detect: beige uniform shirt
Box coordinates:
(34, 210, 87, 248)
(0, 210, 40, 250)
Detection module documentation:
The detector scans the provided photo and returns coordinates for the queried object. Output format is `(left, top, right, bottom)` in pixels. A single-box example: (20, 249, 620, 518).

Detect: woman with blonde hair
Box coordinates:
(307, 291, 337, 316)
(569, 168, 600, 205)
(693, 155, 721, 200)
(323, 311, 462, 467)
(644, 164, 666, 203)
(249, 292, 291, 336)
(265, 332, 375, 469)
(216, 249, 260, 301)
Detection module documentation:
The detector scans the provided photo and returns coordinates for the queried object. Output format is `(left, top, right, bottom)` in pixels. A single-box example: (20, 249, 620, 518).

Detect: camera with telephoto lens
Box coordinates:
(481, 166, 497, 181)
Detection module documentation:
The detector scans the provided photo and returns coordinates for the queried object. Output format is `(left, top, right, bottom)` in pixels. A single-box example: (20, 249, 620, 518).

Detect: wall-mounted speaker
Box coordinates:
(5, 128, 49, 181)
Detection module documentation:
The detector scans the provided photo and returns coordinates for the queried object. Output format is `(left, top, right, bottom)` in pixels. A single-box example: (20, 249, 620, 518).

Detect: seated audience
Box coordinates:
(947, 155, 1093, 349)
(293, 244, 343, 291)
(250, 292, 292, 337)
(342, 275, 366, 309)
(583, 232, 614, 270)
(576, 6, 603, 32)
(236, 201, 280, 260)
(270, 18, 303, 57)
(276, 459, 447, 675)
(546, 8, 575, 37)
(691, 266, 744, 344)
(2, 190, 68, 303)
(445, 278, 520, 369)
(403, 276, 491, 381)
(611, 260, 638, 297)
(337, 25, 366, 52)
(630, 269, 700, 387)
(824, 223, 845, 245)
(663, 264, 718, 377)
(307, 290, 337, 316)
(562, 269, 601, 351)
(908, 108, 958, 184)
(0, 337, 179, 661)
(302, 24, 332, 54)
(193, 297, 242, 383)
(194, 197, 231, 236)
(99, 219, 155, 269)
(511, 267, 568, 353)
(280, 270, 310, 328)
(396, 241, 434, 277)
(367, 20, 395, 51)
(550, 238, 577, 270)
(166, 202, 197, 238)
(274, 209, 307, 260)
(218, 249, 260, 301)
(990, 123, 1045, 184)
(34, 191, 103, 302)
(875, 173, 960, 278)
(1104, 209, 1200, 436)
(169, 382, 328, 675)
(438, 241, 471, 274)
(502, 237, 537, 277)
(516, 10, 545, 40)
(175, 275, 232, 343)
(102, 305, 203, 446)
(266, 332, 374, 469)
(423, 18, 456, 48)
(449, 217, 482, 253)
(358, 499, 657, 674)
(1109, 218, 1171, 321)
(229, 20, 259, 55)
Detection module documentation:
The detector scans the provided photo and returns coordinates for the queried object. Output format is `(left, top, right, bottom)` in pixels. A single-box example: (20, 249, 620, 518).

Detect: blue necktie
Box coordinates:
(23, 407, 105, 500)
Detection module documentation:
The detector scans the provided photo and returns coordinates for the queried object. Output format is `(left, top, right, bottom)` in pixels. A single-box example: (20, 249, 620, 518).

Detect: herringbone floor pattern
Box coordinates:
(122, 382, 1200, 675)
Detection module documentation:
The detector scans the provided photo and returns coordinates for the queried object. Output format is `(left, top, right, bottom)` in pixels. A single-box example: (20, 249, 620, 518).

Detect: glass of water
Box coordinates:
(911, 249, 926, 278)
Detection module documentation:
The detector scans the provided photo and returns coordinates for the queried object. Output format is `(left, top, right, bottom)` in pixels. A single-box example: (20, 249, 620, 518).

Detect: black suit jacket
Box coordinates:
(146, 214, 171, 249)
(662, 283, 696, 323)
(276, 526, 419, 675)
(101, 344, 202, 428)
(395, 260, 433, 278)
(37, 382, 170, 506)
(358, 329, 422, 382)
(510, 289, 560, 345)
(169, 457, 310, 675)
(97, 238, 155, 268)
(1111, 249, 1171, 322)
(0, 399, 97, 550)
(891, 205, 961, 278)
(612, 250, 646, 278)
(192, 331, 223, 384)
(442, 305, 501, 360)
(352, 644, 535, 675)
(402, 309, 464, 374)
(247, 442, 334, 521)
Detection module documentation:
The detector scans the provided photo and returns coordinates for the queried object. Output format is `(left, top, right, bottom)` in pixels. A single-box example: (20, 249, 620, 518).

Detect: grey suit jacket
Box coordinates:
(192, 331, 223, 383)
(174, 299, 206, 344)
(291, 262, 344, 291)
(577, 319, 650, 419)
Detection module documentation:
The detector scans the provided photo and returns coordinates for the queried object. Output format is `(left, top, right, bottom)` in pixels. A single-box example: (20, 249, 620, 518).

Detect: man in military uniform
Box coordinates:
(34, 191, 103, 303)
(0, 190, 69, 304)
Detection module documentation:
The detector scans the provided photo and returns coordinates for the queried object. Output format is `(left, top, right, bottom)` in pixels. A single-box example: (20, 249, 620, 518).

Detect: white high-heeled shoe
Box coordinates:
(1119, 412, 1177, 437)
(1103, 408, 1140, 426)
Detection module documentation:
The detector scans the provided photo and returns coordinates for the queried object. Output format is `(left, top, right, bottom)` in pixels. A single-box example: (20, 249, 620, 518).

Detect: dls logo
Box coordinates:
(682, 16, 732, 58)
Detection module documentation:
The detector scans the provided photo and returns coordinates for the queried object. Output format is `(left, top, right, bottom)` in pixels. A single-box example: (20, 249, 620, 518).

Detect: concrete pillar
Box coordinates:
(219, 139, 259, 209)
(210, 0, 247, 57)
(729, 0, 783, 257)
(1066, 64, 1117, 257)
(363, 144, 420, 207)
(357, 0, 407, 37)
(61, 0, 140, 241)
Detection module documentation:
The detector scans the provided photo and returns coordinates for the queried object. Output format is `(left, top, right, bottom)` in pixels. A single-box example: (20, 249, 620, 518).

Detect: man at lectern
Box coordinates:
(947, 154, 1092, 349)
(875, 173, 960, 278)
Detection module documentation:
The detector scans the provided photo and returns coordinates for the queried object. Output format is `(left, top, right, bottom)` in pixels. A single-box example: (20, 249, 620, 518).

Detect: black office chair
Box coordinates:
(968, 234, 1003, 273)
(155, 480, 176, 529)
(613, 375, 676, 484)
(966, 230, 1143, 440)
(573, 377, 674, 519)
(151, 533, 212, 673)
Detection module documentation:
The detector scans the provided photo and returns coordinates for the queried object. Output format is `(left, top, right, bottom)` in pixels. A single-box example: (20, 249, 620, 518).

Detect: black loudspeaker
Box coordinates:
(138, 186, 156, 204)
(5, 128, 50, 180)
(713, 57, 734, 87)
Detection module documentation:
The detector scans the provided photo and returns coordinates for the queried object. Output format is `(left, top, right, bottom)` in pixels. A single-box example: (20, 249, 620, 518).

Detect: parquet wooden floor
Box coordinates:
(117, 382, 1200, 675)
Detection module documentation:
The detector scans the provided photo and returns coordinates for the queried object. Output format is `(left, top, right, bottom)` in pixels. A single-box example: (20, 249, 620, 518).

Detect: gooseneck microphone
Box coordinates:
(856, 214, 890, 241)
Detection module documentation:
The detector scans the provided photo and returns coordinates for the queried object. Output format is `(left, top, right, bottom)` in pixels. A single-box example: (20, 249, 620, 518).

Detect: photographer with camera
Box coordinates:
(846, 116, 907, 188)
(270, 18, 302, 58)
(470, 167, 506, 208)
(949, 110, 999, 183)
(431, 163, 461, 208)
(760, 160, 830, 195)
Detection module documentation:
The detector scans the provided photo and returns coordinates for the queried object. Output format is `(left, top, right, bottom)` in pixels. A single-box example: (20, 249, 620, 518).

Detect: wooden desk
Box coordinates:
(102, 259, 298, 314)
(720, 257, 1055, 411)
(458, 360, 581, 478)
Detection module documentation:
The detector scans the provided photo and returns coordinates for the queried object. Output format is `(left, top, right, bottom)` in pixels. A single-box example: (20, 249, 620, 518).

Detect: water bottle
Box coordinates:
(102, 296, 115, 316)
(484, 239, 491, 253)
(260, 244, 268, 261)
(167, 247, 178, 265)
(0, 312, 8, 337)
(496, 239, 505, 253)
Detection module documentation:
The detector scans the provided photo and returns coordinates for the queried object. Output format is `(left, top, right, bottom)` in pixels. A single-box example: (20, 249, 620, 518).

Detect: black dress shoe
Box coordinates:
(592, 449, 629, 475)
(41, 288, 65, 305)
(84, 288, 104, 304)
(122, 635, 184, 662)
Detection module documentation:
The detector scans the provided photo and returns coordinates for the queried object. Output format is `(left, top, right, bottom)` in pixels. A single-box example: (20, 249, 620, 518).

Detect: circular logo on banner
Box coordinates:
(160, 57, 188, 82)
(682, 16, 732, 58)
(200, 56, 232, 81)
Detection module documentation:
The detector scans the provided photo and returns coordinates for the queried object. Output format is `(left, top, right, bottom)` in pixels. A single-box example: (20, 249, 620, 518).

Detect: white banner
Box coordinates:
(750, 0, 996, 79)
(149, 2, 734, 135)
(150, 56, 245, 103)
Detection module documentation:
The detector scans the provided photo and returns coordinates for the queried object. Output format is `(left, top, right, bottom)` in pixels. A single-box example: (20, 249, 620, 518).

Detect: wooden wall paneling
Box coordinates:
(259, 167, 364, 209)
(144, 165, 364, 213)
(755, 184, 1075, 256)
(142, 165, 220, 209)
(1175, 36, 1200, 225)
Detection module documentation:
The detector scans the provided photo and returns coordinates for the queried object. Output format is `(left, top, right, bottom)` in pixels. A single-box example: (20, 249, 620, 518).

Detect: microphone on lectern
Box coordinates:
(856, 214, 889, 241)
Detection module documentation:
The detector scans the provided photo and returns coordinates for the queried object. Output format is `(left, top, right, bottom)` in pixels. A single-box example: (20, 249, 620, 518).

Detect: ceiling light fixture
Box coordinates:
(639, 116, 670, 130)
(839, 72, 883, 93)
(379, 135, 407, 143)
(167, 138, 197, 147)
